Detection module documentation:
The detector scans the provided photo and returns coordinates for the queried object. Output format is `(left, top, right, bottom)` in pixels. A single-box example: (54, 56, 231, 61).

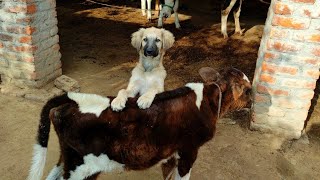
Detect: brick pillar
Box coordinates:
(252, 0, 320, 139)
(0, 0, 61, 88)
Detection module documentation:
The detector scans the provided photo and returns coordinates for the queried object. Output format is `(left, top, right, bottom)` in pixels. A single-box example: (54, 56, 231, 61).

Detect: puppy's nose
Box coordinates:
(146, 49, 153, 55)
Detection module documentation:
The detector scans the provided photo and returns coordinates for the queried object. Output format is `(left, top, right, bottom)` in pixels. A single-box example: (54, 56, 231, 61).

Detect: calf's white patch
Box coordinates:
(186, 83, 204, 110)
(67, 92, 110, 117)
(68, 153, 124, 180)
(46, 164, 63, 180)
(243, 73, 250, 82)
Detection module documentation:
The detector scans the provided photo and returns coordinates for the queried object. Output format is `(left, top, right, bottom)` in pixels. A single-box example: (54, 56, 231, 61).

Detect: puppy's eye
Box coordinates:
(143, 38, 148, 42)
(155, 38, 161, 42)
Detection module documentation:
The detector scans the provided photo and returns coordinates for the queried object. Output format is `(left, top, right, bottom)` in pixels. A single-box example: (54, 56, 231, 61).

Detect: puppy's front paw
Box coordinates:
(111, 97, 127, 111)
(137, 94, 154, 109)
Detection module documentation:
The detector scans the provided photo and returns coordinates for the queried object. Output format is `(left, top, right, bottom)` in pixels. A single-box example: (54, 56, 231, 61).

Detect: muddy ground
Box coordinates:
(1, 0, 320, 179)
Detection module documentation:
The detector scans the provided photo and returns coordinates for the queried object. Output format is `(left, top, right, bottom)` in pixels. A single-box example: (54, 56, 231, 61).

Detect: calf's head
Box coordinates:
(199, 67, 252, 116)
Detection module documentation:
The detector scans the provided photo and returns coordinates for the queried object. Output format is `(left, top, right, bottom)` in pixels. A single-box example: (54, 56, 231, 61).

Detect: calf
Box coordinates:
(221, 0, 244, 38)
(27, 67, 252, 180)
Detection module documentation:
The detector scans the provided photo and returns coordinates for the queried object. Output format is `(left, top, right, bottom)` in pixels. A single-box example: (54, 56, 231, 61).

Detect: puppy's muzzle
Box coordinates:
(144, 46, 158, 57)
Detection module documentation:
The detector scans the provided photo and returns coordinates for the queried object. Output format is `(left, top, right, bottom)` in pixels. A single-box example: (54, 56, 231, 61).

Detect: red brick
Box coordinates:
(291, 0, 315, 3)
(281, 79, 316, 89)
(294, 90, 315, 99)
(5, 26, 36, 35)
(267, 40, 300, 53)
(19, 36, 32, 43)
(26, 4, 37, 14)
(304, 69, 320, 79)
(16, 17, 34, 24)
(262, 62, 298, 75)
(260, 73, 276, 84)
(274, 2, 292, 15)
(25, 26, 36, 35)
(272, 97, 297, 109)
(272, 16, 309, 30)
(254, 94, 271, 103)
(0, 34, 13, 41)
(257, 84, 289, 96)
(10, 45, 38, 53)
(270, 27, 289, 39)
(313, 48, 320, 57)
(22, 56, 35, 63)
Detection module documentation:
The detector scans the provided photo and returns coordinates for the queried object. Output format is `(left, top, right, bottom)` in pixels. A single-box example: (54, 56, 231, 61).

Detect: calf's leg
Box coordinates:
(174, 150, 198, 180)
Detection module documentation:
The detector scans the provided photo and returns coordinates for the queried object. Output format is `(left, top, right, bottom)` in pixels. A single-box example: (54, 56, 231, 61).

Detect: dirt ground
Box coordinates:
(1, 0, 320, 179)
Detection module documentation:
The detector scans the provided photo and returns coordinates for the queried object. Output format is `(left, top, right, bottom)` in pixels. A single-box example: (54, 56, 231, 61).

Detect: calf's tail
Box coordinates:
(27, 93, 71, 180)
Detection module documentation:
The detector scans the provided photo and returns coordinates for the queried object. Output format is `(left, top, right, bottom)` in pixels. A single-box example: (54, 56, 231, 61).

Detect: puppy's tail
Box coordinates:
(27, 93, 71, 180)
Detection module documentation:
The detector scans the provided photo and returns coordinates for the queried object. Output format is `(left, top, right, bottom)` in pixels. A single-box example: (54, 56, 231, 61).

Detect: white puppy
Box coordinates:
(111, 27, 175, 111)
(158, 0, 180, 29)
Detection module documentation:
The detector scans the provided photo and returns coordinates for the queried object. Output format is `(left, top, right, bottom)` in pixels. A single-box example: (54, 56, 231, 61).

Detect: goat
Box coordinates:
(27, 67, 252, 180)
(221, 0, 244, 38)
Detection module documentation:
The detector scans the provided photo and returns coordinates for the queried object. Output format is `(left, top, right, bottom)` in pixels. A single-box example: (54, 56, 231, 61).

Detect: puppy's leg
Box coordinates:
(111, 79, 140, 111)
(147, 0, 152, 21)
(233, 0, 244, 35)
(158, 10, 164, 27)
(174, 0, 181, 29)
(221, 0, 237, 38)
(137, 89, 158, 109)
(141, 0, 146, 16)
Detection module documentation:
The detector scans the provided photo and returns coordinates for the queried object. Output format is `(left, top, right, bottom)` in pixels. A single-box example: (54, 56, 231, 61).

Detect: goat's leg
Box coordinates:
(141, 0, 146, 16)
(233, 0, 244, 35)
(147, 0, 152, 21)
(155, 0, 160, 16)
(221, 0, 237, 38)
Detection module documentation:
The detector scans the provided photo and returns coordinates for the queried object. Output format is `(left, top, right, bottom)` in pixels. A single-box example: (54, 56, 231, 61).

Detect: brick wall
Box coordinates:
(252, 0, 320, 139)
(0, 0, 61, 88)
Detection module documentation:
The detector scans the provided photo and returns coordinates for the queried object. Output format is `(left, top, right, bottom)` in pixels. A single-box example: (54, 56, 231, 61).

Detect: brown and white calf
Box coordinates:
(27, 67, 252, 180)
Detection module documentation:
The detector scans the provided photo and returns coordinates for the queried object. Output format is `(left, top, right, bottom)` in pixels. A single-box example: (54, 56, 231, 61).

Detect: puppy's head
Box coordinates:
(131, 27, 175, 58)
(161, 0, 175, 20)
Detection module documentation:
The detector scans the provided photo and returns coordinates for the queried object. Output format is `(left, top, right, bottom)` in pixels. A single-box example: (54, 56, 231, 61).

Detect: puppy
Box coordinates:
(111, 27, 175, 111)
(158, 0, 181, 29)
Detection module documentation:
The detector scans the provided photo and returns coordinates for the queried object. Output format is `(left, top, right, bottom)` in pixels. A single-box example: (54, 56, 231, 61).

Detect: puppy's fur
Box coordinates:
(111, 27, 175, 111)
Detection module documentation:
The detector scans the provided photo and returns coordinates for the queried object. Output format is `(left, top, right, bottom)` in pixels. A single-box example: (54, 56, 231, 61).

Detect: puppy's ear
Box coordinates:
(162, 29, 175, 50)
(131, 28, 145, 51)
(199, 67, 220, 84)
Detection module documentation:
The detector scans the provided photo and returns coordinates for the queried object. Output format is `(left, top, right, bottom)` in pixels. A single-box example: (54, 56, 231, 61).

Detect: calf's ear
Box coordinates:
(199, 67, 220, 83)
(131, 28, 145, 51)
(232, 83, 245, 100)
